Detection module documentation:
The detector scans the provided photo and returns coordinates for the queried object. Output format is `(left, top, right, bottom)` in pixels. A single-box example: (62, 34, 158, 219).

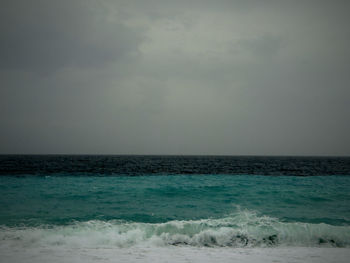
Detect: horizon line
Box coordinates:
(0, 153, 349, 158)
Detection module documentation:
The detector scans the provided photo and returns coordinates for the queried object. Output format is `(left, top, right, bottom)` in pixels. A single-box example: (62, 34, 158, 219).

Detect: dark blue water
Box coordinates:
(1, 155, 349, 176)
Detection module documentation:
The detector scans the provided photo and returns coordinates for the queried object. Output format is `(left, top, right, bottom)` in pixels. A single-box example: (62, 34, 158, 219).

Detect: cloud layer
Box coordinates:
(1, 0, 349, 155)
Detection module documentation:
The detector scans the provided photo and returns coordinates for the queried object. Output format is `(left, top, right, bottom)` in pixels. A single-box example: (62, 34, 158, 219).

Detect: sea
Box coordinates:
(0, 155, 350, 263)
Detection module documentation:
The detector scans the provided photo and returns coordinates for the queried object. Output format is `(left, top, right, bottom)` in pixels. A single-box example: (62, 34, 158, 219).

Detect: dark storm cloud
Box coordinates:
(0, 0, 143, 71)
(0, 0, 349, 155)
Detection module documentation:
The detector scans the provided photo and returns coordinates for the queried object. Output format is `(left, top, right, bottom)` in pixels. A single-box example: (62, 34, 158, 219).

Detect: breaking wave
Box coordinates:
(1, 210, 349, 249)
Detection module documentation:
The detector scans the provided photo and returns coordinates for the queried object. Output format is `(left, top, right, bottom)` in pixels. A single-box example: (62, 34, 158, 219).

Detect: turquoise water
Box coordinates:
(1, 174, 350, 248)
(1, 175, 349, 226)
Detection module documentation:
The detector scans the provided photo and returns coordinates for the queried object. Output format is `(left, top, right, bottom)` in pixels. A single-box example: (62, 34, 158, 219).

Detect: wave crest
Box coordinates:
(1, 210, 349, 248)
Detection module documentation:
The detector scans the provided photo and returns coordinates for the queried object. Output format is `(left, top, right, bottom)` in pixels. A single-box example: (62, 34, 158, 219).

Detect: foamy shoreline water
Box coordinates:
(1, 247, 349, 263)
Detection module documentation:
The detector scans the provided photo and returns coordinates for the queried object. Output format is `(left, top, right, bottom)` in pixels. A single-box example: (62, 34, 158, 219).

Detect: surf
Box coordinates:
(1, 210, 349, 249)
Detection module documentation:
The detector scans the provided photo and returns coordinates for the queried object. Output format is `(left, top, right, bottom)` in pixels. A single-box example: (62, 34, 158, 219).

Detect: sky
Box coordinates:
(1, 0, 349, 155)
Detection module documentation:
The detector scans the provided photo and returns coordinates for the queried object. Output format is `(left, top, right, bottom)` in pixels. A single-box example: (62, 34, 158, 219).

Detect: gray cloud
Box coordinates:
(0, 0, 349, 155)
(0, 0, 143, 71)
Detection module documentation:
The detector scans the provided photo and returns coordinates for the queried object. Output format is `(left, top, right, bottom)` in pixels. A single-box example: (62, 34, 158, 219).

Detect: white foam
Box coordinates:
(1, 210, 350, 263)
(0, 246, 349, 263)
(1, 210, 350, 249)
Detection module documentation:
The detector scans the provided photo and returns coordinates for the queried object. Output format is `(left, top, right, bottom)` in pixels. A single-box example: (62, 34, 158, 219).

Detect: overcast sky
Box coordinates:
(1, 0, 349, 155)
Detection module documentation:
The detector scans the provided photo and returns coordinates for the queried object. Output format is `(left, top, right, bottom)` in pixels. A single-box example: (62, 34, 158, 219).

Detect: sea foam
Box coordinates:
(1, 210, 349, 249)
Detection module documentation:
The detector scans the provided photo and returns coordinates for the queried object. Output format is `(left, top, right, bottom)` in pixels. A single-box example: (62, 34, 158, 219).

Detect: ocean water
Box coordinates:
(0, 155, 350, 262)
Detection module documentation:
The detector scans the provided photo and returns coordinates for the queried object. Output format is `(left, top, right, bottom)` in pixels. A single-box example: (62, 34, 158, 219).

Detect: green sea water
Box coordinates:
(1, 174, 349, 248)
(1, 174, 349, 226)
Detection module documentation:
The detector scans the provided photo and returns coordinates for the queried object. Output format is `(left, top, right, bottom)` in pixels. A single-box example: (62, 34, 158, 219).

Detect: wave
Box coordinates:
(1, 210, 349, 248)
